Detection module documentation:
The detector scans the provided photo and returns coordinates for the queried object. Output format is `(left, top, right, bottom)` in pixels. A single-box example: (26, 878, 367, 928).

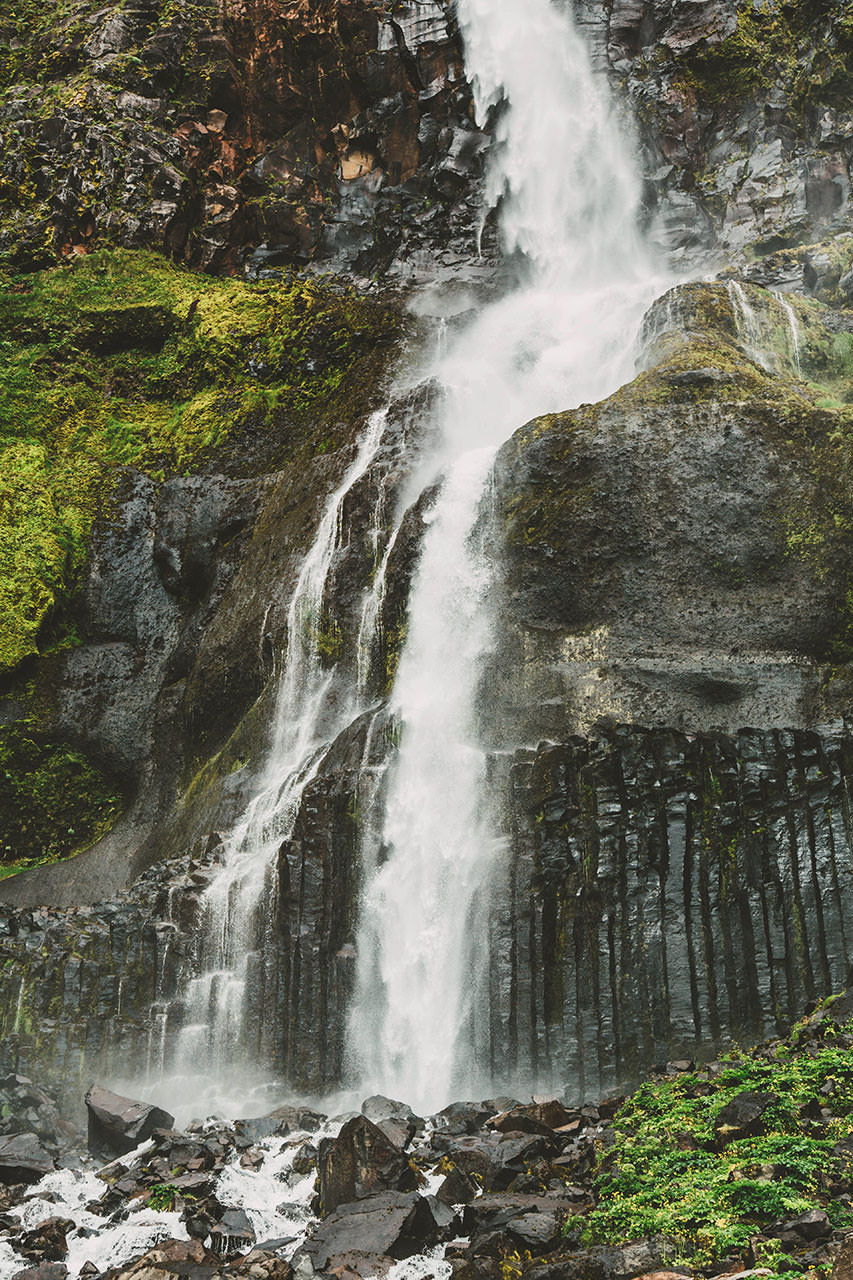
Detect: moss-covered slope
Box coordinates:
(588, 996, 853, 1274)
(0, 247, 399, 674)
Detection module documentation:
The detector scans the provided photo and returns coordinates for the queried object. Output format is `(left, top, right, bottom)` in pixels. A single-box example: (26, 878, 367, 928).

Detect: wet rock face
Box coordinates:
(2, 721, 852, 1106)
(5, 0, 852, 276)
(486, 723, 853, 1099)
(0, 0, 483, 278)
(492, 281, 853, 741)
(596, 1, 853, 262)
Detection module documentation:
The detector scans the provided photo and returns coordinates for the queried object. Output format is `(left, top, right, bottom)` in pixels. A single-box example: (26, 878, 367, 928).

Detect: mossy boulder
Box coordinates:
(491, 279, 853, 741)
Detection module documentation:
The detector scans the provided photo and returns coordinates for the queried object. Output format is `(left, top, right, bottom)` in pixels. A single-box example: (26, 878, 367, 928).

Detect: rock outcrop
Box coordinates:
(4, 0, 853, 277)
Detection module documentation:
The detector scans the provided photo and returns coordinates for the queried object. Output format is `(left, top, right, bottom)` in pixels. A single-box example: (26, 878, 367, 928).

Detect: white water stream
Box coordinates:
(152, 411, 391, 1111)
(345, 0, 670, 1110)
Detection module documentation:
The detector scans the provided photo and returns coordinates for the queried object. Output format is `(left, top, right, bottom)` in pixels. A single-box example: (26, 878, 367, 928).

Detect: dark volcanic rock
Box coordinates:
(318, 1115, 419, 1215)
(85, 1085, 175, 1158)
(714, 1091, 778, 1146)
(18, 1219, 74, 1264)
(303, 1190, 439, 1271)
(0, 1133, 54, 1185)
(11, 1266, 69, 1280)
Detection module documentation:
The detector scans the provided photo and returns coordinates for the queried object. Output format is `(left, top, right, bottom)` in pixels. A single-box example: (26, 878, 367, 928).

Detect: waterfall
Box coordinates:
(152, 412, 390, 1114)
(345, 0, 670, 1111)
(775, 290, 803, 377)
(144, 0, 671, 1118)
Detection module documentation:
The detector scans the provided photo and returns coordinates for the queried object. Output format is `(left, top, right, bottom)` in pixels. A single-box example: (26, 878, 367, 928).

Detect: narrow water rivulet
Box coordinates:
(152, 0, 671, 1117)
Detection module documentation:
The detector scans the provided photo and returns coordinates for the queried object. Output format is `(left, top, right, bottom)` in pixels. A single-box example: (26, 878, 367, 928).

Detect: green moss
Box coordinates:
(670, 1, 853, 112)
(586, 1004, 853, 1269)
(0, 725, 122, 871)
(0, 248, 401, 673)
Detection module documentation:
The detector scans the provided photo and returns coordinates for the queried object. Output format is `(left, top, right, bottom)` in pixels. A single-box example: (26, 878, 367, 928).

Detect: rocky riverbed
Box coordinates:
(2, 999, 853, 1280)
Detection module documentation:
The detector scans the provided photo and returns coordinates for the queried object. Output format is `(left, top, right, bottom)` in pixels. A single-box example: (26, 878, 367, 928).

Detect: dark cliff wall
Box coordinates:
(5, 0, 853, 278)
(3, 0, 853, 1105)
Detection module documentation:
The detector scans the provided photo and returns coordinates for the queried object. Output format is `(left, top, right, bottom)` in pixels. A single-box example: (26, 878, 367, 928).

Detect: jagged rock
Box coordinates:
(18, 1218, 74, 1263)
(209, 1208, 256, 1257)
(85, 1085, 175, 1158)
(318, 1115, 419, 1215)
(302, 1190, 439, 1271)
(435, 1166, 478, 1206)
(776, 1208, 832, 1242)
(714, 1092, 778, 1147)
(0, 1134, 54, 1185)
(360, 1096, 419, 1150)
(433, 1102, 495, 1135)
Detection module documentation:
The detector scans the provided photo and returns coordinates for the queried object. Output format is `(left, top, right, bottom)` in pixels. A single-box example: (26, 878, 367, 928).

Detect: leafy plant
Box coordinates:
(586, 1004, 853, 1268)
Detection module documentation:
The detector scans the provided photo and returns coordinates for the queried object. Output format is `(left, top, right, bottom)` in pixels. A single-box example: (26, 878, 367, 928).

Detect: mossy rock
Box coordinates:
(498, 278, 853, 679)
(0, 725, 122, 875)
(0, 247, 403, 675)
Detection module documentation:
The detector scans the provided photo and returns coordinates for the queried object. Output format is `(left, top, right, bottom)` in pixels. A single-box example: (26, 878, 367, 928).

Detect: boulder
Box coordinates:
(436, 1166, 479, 1206)
(433, 1102, 495, 1135)
(11, 1267, 68, 1280)
(777, 1208, 831, 1242)
(714, 1092, 778, 1147)
(85, 1085, 175, 1158)
(524, 1239, 672, 1280)
(318, 1115, 418, 1215)
(18, 1218, 74, 1263)
(209, 1208, 256, 1258)
(0, 1133, 54, 1185)
(303, 1191, 439, 1271)
(361, 1096, 419, 1150)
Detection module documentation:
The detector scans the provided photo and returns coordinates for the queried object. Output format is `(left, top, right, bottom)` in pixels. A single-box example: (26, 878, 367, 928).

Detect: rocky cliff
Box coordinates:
(3, 0, 853, 1106)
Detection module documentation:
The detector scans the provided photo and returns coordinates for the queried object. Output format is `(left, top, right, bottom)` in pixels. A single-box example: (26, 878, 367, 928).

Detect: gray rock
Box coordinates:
(303, 1191, 439, 1271)
(85, 1085, 175, 1158)
(0, 1133, 54, 1185)
(318, 1116, 419, 1216)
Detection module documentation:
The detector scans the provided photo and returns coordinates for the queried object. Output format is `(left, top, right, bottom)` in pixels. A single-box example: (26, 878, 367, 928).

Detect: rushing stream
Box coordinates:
(148, 0, 670, 1115)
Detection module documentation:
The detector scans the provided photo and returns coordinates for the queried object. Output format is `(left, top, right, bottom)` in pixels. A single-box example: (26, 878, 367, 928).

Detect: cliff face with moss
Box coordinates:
(3, 0, 853, 1109)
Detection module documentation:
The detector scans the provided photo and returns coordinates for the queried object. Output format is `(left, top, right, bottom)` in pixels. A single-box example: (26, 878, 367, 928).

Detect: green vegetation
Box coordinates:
(674, 1, 853, 109)
(147, 1183, 179, 1211)
(0, 248, 399, 672)
(587, 1003, 853, 1271)
(0, 725, 122, 872)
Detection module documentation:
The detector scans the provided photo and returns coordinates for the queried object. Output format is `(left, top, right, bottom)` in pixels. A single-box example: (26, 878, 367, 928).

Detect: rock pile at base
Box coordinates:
(3, 1003, 853, 1280)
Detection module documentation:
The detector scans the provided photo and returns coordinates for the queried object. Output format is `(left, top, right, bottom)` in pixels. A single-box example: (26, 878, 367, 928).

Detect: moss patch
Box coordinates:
(0, 247, 401, 673)
(587, 1001, 853, 1271)
(671, 1, 853, 111)
(0, 726, 122, 872)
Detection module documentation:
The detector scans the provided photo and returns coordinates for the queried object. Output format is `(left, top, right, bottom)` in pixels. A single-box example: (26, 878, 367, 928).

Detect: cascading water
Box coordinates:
(146, 0, 672, 1118)
(152, 411, 391, 1114)
(345, 0, 671, 1110)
